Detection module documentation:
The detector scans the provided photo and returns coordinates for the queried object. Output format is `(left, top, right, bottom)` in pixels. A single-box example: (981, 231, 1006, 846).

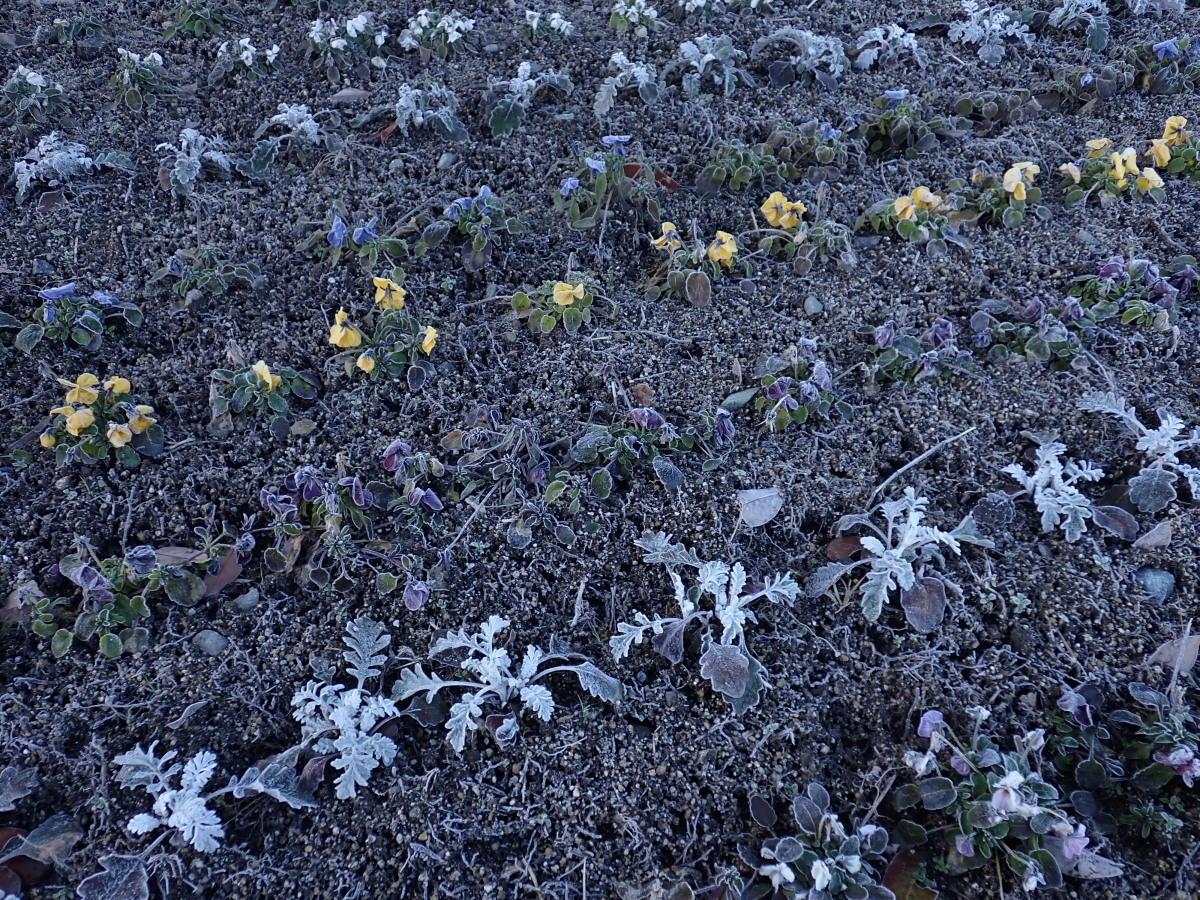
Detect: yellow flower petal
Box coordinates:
(1148, 139, 1171, 168)
(51, 406, 75, 417)
(65, 407, 95, 437)
(329, 307, 363, 348)
(58, 373, 100, 405)
(356, 352, 376, 374)
(760, 191, 788, 227)
(103, 376, 131, 394)
(373, 276, 406, 310)
(421, 326, 438, 355)
(1059, 163, 1081, 184)
(1085, 138, 1112, 158)
(39, 433, 56, 448)
(252, 361, 280, 393)
(1163, 116, 1189, 147)
(552, 282, 585, 306)
(1137, 167, 1164, 193)
(107, 423, 133, 448)
(706, 231, 736, 268)
(894, 197, 916, 220)
(652, 222, 681, 250)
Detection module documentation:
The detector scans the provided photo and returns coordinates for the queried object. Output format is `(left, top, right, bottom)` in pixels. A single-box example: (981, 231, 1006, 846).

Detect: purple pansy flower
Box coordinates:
(352, 217, 378, 244)
(955, 834, 975, 858)
(601, 134, 631, 156)
(1018, 298, 1045, 323)
(560, 177, 580, 197)
(874, 322, 896, 350)
(629, 407, 667, 430)
(765, 377, 794, 401)
(883, 88, 908, 108)
(328, 214, 347, 248)
(403, 577, 431, 611)
(1097, 256, 1125, 281)
(38, 283, 76, 301)
(1153, 38, 1180, 61)
(585, 156, 606, 174)
(917, 710, 944, 738)
(810, 360, 832, 392)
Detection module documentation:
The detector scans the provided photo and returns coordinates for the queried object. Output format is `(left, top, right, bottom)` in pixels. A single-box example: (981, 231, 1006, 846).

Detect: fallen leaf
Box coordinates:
(1, 582, 41, 626)
(0, 814, 82, 867)
(76, 854, 149, 900)
(824, 536, 862, 561)
(328, 87, 370, 104)
(202, 549, 243, 597)
(900, 577, 947, 634)
(1133, 521, 1172, 549)
(882, 851, 938, 900)
(154, 546, 208, 566)
(37, 189, 65, 213)
(737, 488, 783, 528)
(1147, 635, 1199, 675)
(630, 384, 654, 406)
(720, 387, 758, 411)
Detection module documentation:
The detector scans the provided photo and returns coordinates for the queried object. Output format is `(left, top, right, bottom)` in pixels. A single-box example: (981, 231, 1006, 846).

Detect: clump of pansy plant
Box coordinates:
(304, 205, 407, 269)
(893, 707, 1122, 894)
(480, 62, 573, 138)
(854, 90, 965, 159)
(1047, 684, 1193, 839)
(258, 463, 422, 594)
(1066, 254, 1197, 333)
(955, 161, 1050, 229)
(398, 8, 476, 60)
(49, 14, 109, 45)
(696, 139, 795, 195)
(724, 785, 891, 900)
(554, 135, 666, 232)
(305, 14, 389, 82)
(1045, 65, 1133, 112)
(6, 283, 142, 354)
(644, 222, 742, 306)
(416, 186, 527, 273)
(609, 0, 662, 36)
(857, 186, 969, 259)
(1059, 139, 1165, 207)
(1155, 115, 1197, 182)
(520, 9, 575, 39)
(569, 406, 722, 496)
(510, 276, 598, 336)
(21, 537, 208, 659)
(208, 360, 319, 440)
(327, 275, 438, 390)
(869, 318, 974, 384)
(381, 438, 450, 534)
(1127, 36, 1198, 96)
(764, 120, 863, 182)
(40, 374, 163, 468)
(163, 0, 231, 40)
(150, 247, 265, 302)
(753, 190, 855, 275)
(111, 48, 172, 110)
(2, 65, 69, 125)
(755, 341, 836, 432)
(951, 89, 1039, 137)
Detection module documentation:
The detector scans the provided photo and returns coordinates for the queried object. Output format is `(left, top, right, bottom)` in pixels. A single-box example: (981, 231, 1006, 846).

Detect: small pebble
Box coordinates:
(192, 630, 229, 656)
(230, 588, 259, 612)
(804, 296, 823, 314)
(1134, 567, 1174, 606)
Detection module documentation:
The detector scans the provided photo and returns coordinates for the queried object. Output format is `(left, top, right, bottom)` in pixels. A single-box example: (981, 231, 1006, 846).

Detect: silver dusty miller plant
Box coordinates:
(394, 615, 623, 753)
(1077, 391, 1200, 513)
(750, 27, 850, 89)
(854, 24, 928, 70)
(611, 533, 799, 713)
(948, 0, 1033, 64)
(116, 742, 315, 852)
(807, 487, 991, 626)
(672, 34, 752, 97)
(14, 132, 92, 203)
(595, 51, 659, 117)
(156, 128, 232, 197)
(394, 81, 467, 141)
(1000, 434, 1136, 543)
(291, 616, 402, 799)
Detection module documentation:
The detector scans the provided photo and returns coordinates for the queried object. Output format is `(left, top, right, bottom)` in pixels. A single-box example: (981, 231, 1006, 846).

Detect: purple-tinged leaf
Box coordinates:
(76, 855, 149, 900)
(699, 643, 750, 699)
(900, 577, 947, 633)
(1092, 505, 1138, 542)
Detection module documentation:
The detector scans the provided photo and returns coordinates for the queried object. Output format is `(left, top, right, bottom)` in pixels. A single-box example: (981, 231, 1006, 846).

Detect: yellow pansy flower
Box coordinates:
(553, 282, 585, 307)
(1085, 139, 1112, 158)
(355, 352, 376, 374)
(58, 373, 100, 405)
(652, 222, 682, 251)
(760, 191, 790, 227)
(373, 276, 406, 310)
(107, 423, 133, 448)
(329, 307, 363, 349)
(39, 433, 56, 448)
(421, 326, 438, 355)
(252, 360, 281, 393)
(1002, 164, 1037, 199)
(1119, 147, 1138, 175)
(706, 231, 736, 268)
(1109, 152, 1127, 180)
(65, 407, 95, 436)
(894, 196, 917, 220)
(127, 405, 156, 434)
(1148, 139, 1171, 168)
(1163, 116, 1189, 147)
(910, 186, 941, 211)
(1059, 163, 1081, 184)
(51, 405, 74, 417)
(103, 376, 131, 395)
(1137, 167, 1164, 193)
(778, 199, 806, 230)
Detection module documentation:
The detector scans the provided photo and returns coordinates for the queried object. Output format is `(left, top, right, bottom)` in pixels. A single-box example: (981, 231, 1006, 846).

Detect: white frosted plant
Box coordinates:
(211, 36, 281, 82)
(854, 24, 928, 70)
(2, 65, 67, 124)
(307, 14, 389, 73)
(750, 27, 849, 88)
(1003, 440, 1104, 542)
(156, 128, 232, 197)
(948, 1, 1033, 64)
(1077, 391, 1200, 513)
(394, 615, 623, 753)
(806, 487, 992, 623)
(522, 9, 575, 38)
(594, 51, 659, 117)
(610, 0, 662, 35)
(481, 62, 573, 137)
(399, 8, 476, 57)
(393, 82, 467, 141)
(675, 34, 752, 96)
(291, 616, 402, 799)
(116, 742, 315, 852)
(1048, 0, 1111, 52)
(611, 533, 799, 712)
(11, 132, 134, 204)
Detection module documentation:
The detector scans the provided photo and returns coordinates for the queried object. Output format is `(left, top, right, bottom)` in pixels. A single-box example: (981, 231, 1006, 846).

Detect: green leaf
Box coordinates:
(14, 324, 44, 353)
(375, 572, 398, 594)
(488, 98, 526, 138)
(51, 628, 73, 657)
(721, 387, 759, 411)
(99, 632, 124, 658)
(919, 776, 957, 810)
(511, 292, 530, 312)
(563, 307, 583, 333)
(590, 468, 612, 500)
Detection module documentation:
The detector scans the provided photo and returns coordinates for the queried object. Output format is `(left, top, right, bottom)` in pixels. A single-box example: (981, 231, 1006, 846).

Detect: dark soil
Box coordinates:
(1, 0, 1198, 898)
